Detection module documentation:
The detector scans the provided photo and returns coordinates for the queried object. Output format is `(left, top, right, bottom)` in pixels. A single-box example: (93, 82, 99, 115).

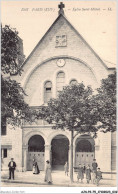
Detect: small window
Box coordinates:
(1, 125, 6, 135)
(1, 117, 7, 136)
(3, 149, 7, 158)
(44, 81, 52, 103)
(46, 88, 51, 91)
(56, 71, 65, 94)
(70, 79, 77, 85)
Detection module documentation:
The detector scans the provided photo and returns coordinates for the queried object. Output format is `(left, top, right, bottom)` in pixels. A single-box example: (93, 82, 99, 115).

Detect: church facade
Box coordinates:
(1, 3, 116, 176)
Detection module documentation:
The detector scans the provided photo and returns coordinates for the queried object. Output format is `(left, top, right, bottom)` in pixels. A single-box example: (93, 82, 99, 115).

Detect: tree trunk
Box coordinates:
(70, 130, 74, 182)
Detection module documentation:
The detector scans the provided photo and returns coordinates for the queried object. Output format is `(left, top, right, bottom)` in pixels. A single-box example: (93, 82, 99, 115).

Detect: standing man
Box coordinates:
(8, 158, 16, 180)
(92, 159, 98, 173)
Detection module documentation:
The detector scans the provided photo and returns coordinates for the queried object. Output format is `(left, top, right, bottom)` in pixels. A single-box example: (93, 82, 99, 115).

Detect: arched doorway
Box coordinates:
(51, 135, 69, 170)
(75, 135, 95, 169)
(27, 135, 45, 171)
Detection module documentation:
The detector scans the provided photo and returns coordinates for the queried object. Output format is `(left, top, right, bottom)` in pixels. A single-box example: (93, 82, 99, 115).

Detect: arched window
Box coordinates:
(70, 79, 77, 85)
(56, 71, 65, 94)
(44, 81, 52, 103)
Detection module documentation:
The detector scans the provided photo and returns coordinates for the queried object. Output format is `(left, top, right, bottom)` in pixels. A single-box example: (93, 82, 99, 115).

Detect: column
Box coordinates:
(1, 149, 3, 170)
(68, 145, 71, 172)
(23, 146, 28, 172)
(1, 149, 3, 158)
(73, 145, 76, 168)
(45, 145, 51, 170)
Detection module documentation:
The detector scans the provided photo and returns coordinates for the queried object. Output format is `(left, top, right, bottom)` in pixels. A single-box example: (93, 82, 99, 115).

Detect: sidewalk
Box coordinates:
(1, 170, 117, 187)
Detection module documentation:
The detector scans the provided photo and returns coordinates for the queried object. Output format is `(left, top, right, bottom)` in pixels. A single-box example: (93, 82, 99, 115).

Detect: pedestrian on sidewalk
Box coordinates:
(91, 169, 96, 184)
(32, 159, 40, 174)
(8, 158, 16, 180)
(96, 168, 102, 186)
(92, 159, 98, 174)
(64, 161, 69, 176)
(83, 164, 86, 174)
(82, 163, 86, 179)
(44, 160, 52, 184)
(77, 164, 84, 183)
(85, 165, 91, 184)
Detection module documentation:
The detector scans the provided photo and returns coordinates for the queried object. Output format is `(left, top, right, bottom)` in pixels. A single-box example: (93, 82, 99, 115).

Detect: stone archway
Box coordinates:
(75, 135, 95, 169)
(27, 135, 45, 171)
(51, 134, 69, 170)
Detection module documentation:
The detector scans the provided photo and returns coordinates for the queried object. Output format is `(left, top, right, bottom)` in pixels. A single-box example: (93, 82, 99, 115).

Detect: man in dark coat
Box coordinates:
(8, 158, 16, 180)
(92, 159, 98, 173)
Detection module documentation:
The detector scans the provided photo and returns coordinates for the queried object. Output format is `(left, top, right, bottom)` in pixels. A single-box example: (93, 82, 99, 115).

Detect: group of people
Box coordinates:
(64, 159, 102, 186)
(8, 158, 102, 186)
(76, 159, 102, 186)
(8, 158, 52, 184)
(32, 159, 52, 184)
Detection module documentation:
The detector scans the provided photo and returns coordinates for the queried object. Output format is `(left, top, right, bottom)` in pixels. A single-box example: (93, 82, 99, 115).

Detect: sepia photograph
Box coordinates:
(1, 0, 117, 193)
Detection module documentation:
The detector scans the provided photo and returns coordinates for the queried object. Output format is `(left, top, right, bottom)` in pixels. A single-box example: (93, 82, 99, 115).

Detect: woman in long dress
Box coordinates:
(64, 161, 69, 176)
(32, 159, 40, 174)
(85, 165, 91, 183)
(44, 160, 52, 184)
(77, 164, 84, 183)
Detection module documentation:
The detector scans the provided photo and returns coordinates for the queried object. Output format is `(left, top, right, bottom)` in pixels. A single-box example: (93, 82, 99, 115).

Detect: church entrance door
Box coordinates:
(51, 135, 69, 170)
(75, 135, 95, 170)
(27, 135, 45, 171)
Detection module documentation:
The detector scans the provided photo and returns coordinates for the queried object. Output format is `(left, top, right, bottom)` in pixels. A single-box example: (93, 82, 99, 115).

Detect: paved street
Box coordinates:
(1, 170, 117, 187)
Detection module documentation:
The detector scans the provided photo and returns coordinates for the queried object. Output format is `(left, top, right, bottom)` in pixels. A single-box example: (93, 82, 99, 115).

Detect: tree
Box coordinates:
(1, 25, 25, 75)
(92, 71, 116, 133)
(1, 25, 32, 130)
(1, 76, 33, 128)
(37, 83, 99, 182)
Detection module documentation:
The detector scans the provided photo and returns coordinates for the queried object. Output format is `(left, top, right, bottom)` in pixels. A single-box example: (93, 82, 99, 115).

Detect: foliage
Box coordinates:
(36, 72, 116, 135)
(92, 71, 116, 133)
(1, 76, 34, 127)
(37, 83, 99, 137)
(1, 25, 32, 128)
(1, 25, 25, 75)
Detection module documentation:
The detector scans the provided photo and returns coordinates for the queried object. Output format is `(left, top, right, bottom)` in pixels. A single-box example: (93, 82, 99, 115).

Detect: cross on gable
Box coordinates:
(58, 2, 65, 9)
(58, 2, 65, 15)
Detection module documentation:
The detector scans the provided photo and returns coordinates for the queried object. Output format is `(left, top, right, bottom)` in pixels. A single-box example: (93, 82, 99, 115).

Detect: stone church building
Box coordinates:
(1, 3, 116, 176)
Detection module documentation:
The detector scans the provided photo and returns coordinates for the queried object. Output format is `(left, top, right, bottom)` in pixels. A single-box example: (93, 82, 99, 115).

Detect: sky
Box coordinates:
(1, 1, 117, 64)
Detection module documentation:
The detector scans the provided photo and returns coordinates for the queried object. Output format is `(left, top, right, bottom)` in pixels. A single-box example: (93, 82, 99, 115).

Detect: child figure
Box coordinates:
(85, 165, 91, 184)
(77, 164, 84, 183)
(83, 164, 86, 174)
(83, 164, 86, 179)
(96, 168, 102, 186)
(64, 161, 69, 176)
(91, 169, 96, 184)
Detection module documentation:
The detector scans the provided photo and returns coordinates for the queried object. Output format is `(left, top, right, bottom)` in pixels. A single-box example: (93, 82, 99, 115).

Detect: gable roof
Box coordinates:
(22, 13, 115, 70)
